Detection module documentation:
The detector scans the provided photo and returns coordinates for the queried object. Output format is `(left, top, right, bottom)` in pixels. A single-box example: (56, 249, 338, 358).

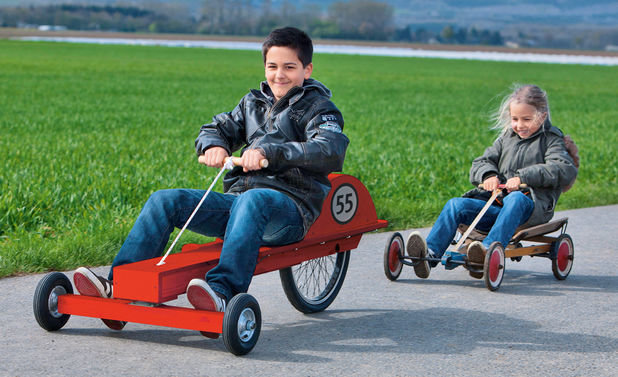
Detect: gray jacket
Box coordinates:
(195, 79, 349, 233)
(469, 120, 578, 227)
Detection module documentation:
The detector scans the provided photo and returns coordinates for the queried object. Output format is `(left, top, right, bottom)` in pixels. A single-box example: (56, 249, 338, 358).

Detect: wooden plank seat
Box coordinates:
(457, 217, 568, 247)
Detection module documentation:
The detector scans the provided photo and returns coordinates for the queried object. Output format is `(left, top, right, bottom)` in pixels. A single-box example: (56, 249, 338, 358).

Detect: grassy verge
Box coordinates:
(1, 40, 616, 277)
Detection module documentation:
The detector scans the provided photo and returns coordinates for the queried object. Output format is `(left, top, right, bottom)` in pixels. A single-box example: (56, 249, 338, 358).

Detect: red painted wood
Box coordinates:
(58, 294, 224, 333)
(109, 174, 387, 306)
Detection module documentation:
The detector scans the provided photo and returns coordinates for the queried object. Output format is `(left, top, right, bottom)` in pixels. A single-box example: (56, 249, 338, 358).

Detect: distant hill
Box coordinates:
(2, 0, 617, 29)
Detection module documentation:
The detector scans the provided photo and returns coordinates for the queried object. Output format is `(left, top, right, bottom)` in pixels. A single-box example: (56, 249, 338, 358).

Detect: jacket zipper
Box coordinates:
(266, 87, 302, 132)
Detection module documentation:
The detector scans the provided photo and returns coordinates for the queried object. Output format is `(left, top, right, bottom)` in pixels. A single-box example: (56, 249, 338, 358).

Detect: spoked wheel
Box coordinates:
(222, 293, 261, 356)
(33, 272, 73, 331)
(484, 242, 505, 291)
(383, 232, 404, 281)
(551, 234, 574, 280)
(279, 250, 350, 313)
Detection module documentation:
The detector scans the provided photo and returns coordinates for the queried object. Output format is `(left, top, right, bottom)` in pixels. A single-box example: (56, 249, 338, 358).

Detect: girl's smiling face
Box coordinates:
(510, 102, 546, 139)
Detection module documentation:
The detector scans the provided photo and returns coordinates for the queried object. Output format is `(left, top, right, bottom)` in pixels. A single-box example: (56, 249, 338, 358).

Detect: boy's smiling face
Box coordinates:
(265, 46, 313, 101)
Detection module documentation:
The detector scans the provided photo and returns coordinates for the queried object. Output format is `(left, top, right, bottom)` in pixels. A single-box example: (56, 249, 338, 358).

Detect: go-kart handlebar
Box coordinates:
(478, 183, 528, 190)
(159, 155, 267, 266)
(198, 155, 269, 169)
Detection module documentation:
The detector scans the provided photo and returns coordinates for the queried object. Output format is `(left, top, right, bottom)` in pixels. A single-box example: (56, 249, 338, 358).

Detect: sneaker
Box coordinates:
(73, 267, 127, 331)
(186, 279, 227, 339)
(467, 241, 487, 279)
(406, 231, 430, 278)
(74, 267, 113, 298)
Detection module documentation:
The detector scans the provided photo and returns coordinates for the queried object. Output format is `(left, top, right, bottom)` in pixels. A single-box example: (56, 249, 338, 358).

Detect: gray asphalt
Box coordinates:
(1, 205, 616, 376)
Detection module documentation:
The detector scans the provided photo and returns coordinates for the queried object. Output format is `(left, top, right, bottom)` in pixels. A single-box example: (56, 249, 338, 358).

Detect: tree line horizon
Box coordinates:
(1, 1, 615, 50)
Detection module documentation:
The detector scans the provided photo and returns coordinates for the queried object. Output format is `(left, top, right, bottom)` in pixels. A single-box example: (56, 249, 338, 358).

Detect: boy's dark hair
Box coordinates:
(262, 27, 313, 67)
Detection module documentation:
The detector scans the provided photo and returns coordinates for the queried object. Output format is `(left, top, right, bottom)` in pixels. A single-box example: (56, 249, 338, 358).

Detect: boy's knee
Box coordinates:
(146, 189, 185, 211)
(233, 189, 284, 216)
(233, 190, 269, 211)
(148, 189, 175, 203)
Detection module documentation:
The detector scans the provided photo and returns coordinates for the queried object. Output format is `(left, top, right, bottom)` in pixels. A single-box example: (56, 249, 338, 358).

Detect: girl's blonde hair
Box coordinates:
(492, 84, 551, 134)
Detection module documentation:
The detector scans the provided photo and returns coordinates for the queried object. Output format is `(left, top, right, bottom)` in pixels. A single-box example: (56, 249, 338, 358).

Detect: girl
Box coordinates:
(407, 84, 578, 279)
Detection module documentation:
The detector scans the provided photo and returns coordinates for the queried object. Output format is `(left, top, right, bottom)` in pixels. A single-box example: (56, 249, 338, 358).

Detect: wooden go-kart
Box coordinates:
(33, 174, 387, 355)
(384, 185, 574, 291)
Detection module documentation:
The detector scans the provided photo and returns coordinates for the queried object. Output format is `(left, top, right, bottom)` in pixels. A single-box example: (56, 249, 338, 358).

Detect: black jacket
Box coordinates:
(195, 79, 349, 233)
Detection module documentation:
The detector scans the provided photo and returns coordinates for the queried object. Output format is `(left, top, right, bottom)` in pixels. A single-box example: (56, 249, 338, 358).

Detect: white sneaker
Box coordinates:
(467, 241, 487, 266)
(73, 267, 113, 298)
(186, 279, 227, 339)
(73, 267, 126, 330)
(406, 231, 430, 278)
(186, 279, 226, 312)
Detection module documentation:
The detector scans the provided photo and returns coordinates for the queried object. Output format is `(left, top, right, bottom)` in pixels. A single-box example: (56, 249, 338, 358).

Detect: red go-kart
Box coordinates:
(34, 174, 387, 355)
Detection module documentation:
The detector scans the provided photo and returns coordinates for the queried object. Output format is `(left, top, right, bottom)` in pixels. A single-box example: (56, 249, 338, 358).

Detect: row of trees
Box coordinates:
(0, 4, 195, 34)
(396, 25, 503, 46)
(0, 1, 505, 46)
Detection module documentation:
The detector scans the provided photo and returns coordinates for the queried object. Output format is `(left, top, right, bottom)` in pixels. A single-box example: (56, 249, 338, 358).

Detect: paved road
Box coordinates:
(1, 205, 616, 376)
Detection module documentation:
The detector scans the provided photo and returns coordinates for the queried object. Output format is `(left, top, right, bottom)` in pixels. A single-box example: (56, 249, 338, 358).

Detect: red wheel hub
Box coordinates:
(557, 241, 570, 271)
(489, 250, 502, 282)
(389, 242, 401, 272)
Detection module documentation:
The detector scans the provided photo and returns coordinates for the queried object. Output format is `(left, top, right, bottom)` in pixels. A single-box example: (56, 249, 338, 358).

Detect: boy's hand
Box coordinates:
(200, 146, 229, 168)
(482, 176, 500, 192)
(240, 149, 266, 173)
(240, 149, 266, 172)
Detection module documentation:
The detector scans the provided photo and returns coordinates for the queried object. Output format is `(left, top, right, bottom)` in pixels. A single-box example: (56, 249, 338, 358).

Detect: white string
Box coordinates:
(453, 189, 501, 252)
(156, 159, 234, 266)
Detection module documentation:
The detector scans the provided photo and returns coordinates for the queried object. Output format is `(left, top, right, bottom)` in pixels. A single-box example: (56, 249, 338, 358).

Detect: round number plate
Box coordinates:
(330, 183, 358, 224)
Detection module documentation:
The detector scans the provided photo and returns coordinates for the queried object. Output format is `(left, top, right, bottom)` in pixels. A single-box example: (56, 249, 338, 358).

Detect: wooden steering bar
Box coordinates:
(198, 155, 269, 169)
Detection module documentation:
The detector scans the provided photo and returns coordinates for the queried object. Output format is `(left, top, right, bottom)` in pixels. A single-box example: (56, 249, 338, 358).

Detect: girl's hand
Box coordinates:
(482, 176, 500, 192)
(200, 146, 229, 168)
(505, 176, 522, 192)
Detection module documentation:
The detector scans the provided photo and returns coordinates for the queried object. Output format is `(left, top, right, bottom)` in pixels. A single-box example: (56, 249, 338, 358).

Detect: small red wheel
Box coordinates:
(484, 242, 505, 291)
(383, 232, 404, 281)
(552, 234, 574, 280)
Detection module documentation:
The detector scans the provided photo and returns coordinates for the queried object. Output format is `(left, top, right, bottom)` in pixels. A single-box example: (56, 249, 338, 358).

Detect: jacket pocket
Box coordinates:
(279, 168, 305, 189)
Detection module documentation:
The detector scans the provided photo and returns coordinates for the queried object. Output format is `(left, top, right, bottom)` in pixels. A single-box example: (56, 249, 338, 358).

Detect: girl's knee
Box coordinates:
(445, 197, 466, 211)
(503, 191, 527, 204)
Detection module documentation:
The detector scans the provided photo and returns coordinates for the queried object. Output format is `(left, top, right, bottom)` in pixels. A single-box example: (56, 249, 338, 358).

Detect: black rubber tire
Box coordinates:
(33, 272, 73, 331)
(222, 293, 261, 356)
(383, 232, 404, 281)
(279, 250, 350, 313)
(551, 234, 574, 280)
(484, 242, 505, 291)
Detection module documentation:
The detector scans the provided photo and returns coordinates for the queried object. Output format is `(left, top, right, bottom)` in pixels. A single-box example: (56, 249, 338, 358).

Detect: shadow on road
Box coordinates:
(392, 269, 618, 296)
(53, 304, 618, 361)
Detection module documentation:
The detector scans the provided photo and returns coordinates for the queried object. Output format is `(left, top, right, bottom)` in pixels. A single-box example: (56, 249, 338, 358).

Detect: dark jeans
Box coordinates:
(110, 188, 305, 301)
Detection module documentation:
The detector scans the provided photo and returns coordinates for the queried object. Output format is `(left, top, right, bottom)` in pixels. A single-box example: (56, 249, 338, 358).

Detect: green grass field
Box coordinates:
(0, 40, 616, 277)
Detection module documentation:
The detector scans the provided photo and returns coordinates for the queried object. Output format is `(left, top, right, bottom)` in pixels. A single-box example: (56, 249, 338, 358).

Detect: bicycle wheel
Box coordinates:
(279, 250, 350, 313)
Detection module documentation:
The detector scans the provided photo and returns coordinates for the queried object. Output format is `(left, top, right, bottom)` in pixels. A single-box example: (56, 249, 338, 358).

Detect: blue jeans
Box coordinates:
(426, 191, 534, 258)
(109, 188, 305, 301)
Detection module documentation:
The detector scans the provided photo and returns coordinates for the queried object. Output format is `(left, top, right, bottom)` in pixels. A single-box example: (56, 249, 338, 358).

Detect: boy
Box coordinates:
(73, 27, 349, 332)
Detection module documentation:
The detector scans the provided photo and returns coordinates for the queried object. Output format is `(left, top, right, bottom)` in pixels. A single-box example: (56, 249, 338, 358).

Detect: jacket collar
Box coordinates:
(506, 118, 558, 140)
(257, 78, 332, 105)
